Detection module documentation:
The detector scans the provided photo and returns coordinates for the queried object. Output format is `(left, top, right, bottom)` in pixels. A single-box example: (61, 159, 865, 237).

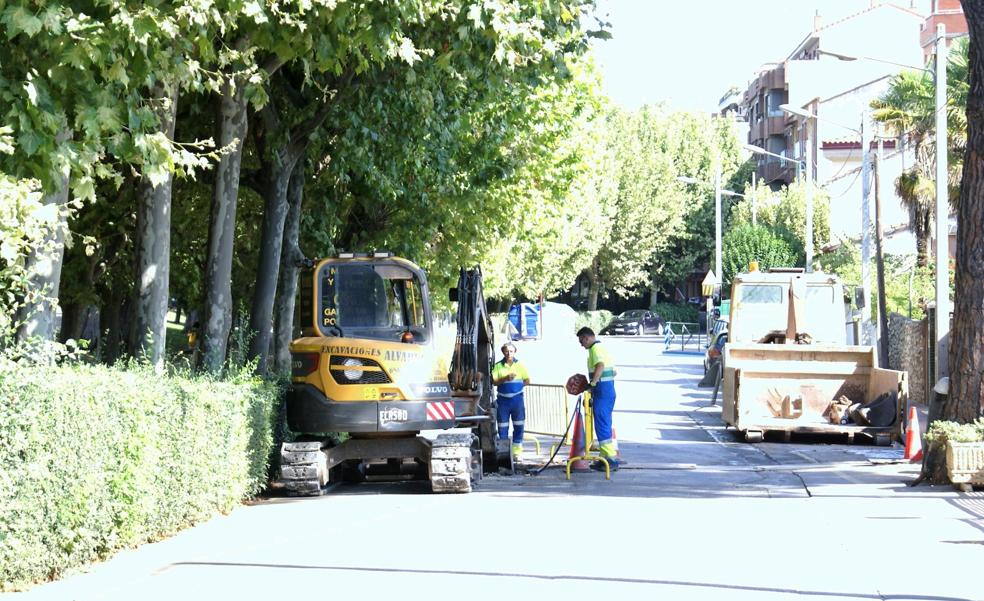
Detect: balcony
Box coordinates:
(759, 158, 795, 186)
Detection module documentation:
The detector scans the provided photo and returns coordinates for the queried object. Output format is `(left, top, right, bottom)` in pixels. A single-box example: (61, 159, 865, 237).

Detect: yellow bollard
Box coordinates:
(565, 391, 611, 480)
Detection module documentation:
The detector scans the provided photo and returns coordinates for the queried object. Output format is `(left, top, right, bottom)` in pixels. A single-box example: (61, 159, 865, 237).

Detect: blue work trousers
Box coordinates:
(496, 393, 525, 444)
(591, 381, 616, 447)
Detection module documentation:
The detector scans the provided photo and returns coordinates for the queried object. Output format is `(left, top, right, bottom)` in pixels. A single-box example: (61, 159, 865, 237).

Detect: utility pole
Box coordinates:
(714, 160, 722, 283)
(860, 112, 874, 347)
(805, 115, 814, 272)
(751, 172, 757, 227)
(875, 136, 889, 368)
(934, 22, 950, 381)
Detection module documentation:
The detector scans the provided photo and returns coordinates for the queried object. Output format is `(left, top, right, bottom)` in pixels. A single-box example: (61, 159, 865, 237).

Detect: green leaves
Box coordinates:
(0, 131, 53, 341)
(2, 5, 44, 38)
(591, 105, 742, 301)
(729, 178, 830, 265)
(722, 223, 797, 288)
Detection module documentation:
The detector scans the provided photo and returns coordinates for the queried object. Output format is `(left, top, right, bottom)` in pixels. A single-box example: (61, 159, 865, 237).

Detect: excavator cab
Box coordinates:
(301, 253, 433, 343)
(310, 256, 432, 344)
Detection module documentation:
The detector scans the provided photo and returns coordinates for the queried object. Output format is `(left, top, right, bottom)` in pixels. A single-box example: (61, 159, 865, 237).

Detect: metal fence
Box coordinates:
(663, 321, 706, 351)
(523, 383, 573, 440)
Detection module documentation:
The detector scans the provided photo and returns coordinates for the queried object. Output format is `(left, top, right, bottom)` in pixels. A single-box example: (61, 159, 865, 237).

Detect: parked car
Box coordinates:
(703, 317, 729, 376)
(600, 310, 666, 336)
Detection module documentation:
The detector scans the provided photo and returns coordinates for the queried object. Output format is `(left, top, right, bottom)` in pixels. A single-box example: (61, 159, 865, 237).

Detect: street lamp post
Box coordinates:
(817, 32, 949, 375)
(676, 175, 744, 289)
(778, 104, 815, 273)
(805, 118, 814, 272)
(860, 112, 874, 348)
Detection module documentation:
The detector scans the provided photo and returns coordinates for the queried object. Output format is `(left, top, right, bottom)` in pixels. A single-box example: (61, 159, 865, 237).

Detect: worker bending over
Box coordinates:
(577, 327, 619, 471)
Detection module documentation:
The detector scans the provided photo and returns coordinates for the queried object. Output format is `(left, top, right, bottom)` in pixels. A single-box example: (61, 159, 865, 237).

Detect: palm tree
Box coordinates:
(870, 38, 968, 268)
(894, 168, 934, 266)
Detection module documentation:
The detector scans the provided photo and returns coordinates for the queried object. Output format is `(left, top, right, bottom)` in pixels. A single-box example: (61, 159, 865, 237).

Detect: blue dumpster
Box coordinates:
(507, 303, 540, 340)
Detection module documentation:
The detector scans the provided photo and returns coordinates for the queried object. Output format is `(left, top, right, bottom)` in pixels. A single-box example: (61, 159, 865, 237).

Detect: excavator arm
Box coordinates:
(447, 267, 507, 473)
(449, 266, 494, 392)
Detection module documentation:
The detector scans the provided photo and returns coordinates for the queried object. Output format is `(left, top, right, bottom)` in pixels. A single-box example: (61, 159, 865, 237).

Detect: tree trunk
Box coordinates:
(15, 128, 71, 349)
(648, 266, 660, 308)
(59, 303, 84, 343)
(130, 83, 178, 368)
(247, 88, 335, 373)
(101, 290, 126, 364)
(915, 209, 930, 269)
(201, 78, 249, 373)
(273, 158, 307, 374)
(919, 0, 984, 483)
(948, 1, 984, 420)
(247, 139, 299, 374)
(586, 260, 601, 312)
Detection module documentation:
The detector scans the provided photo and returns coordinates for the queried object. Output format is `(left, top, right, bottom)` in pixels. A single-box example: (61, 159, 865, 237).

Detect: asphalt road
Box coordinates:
(9, 337, 984, 601)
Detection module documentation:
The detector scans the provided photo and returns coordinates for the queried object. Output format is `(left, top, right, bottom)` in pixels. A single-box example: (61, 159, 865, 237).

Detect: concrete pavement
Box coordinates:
(6, 337, 984, 601)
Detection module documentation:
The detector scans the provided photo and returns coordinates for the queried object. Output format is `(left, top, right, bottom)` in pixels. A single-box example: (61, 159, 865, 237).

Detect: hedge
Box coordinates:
(575, 310, 613, 334)
(0, 361, 281, 590)
(650, 302, 699, 324)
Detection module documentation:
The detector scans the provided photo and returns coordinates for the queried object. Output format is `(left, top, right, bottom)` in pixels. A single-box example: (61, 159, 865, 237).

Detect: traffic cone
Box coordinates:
(568, 405, 589, 471)
(611, 427, 621, 459)
(904, 405, 923, 462)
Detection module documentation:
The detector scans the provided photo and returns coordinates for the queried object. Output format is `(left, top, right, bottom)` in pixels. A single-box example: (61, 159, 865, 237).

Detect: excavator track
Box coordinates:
(429, 433, 479, 493)
(279, 441, 329, 496)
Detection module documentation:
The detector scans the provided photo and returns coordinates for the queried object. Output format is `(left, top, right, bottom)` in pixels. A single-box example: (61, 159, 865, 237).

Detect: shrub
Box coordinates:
(924, 418, 984, 444)
(575, 310, 613, 334)
(0, 360, 281, 590)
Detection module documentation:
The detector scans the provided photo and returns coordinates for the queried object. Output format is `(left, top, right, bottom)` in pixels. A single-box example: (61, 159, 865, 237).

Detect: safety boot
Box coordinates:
(511, 443, 523, 464)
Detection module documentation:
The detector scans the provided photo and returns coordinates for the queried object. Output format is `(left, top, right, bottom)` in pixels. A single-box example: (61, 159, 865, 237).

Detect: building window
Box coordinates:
(767, 135, 786, 161)
(767, 89, 785, 117)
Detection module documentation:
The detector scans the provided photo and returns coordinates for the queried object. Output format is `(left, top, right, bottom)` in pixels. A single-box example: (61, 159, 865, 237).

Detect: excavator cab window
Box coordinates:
(318, 262, 431, 343)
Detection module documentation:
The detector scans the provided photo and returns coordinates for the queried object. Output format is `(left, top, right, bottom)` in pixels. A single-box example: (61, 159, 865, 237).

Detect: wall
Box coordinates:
(888, 312, 927, 405)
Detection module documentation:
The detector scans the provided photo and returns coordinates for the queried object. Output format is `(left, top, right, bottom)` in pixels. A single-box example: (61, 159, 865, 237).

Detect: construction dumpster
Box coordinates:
(721, 343, 908, 444)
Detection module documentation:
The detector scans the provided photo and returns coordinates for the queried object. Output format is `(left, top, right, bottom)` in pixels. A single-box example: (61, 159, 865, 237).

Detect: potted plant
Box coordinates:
(924, 418, 984, 491)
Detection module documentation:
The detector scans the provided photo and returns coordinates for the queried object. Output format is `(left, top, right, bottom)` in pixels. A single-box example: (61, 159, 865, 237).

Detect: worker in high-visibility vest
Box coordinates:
(577, 326, 619, 471)
(491, 342, 530, 463)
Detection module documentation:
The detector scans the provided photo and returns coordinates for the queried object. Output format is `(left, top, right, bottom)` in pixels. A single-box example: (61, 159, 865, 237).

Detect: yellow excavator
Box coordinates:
(280, 252, 507, 494)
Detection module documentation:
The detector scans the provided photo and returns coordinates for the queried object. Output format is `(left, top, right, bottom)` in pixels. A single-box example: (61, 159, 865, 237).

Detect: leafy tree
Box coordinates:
(1, 2, 220, 359)
(721, 223, 798, 290)
(729, 179, 831, 269)
(649, 112, 743, 304)
(583, 107, 740, 309)
(479, 61, 615, 301)
(198, 0, 416, 373)
(0, 128, 47, 345)
(297, 1, 607, 306)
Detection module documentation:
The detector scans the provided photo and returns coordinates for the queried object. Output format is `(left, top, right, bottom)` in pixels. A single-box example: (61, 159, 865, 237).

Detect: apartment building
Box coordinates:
(920, 0, 968, 61)
(739, 2, 925, 245)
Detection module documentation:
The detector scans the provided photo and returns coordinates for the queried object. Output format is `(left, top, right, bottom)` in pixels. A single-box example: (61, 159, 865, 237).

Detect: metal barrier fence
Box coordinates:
(523, 383, 572, 441)
(663, 321, 706, 351)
